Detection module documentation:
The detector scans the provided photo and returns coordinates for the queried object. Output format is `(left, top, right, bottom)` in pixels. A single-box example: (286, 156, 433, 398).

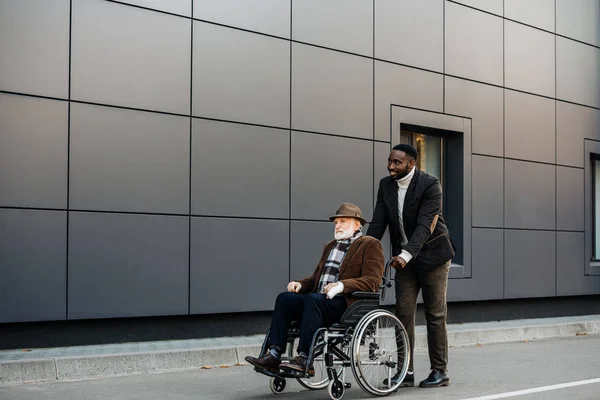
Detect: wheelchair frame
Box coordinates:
(251, 260, 411, 399)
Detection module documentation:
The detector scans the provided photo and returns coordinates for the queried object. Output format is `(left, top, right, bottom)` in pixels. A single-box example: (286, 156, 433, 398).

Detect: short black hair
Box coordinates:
(392, 143, 418, 161)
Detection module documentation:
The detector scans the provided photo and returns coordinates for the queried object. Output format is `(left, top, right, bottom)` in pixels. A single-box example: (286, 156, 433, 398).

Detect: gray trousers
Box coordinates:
(394, 261, 450, 372)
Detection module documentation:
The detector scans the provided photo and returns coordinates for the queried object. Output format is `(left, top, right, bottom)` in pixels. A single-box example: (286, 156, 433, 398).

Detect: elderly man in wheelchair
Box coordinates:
(245, 203, 410, 399)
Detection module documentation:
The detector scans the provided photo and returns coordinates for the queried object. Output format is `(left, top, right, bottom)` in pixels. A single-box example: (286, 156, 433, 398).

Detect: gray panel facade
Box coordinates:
(445, 2, 504, 85)
(504, 230, 556, 298)
(192, 22, 290, 128)
(0, 0, 70, 98)
(556, 101, 600, 168)
(445, 77, 504, 157)
(504, 90, 556, 164)
(504, 21, 555, 98)
(290, 221, 334, 283)
(452, 0, 503, 16)
(292, 43, 373, 139)
(556, 166, 585, 231)
(118, 0, 191, 16)
(0, 209, 67, 323)
(505, 160, 556, 230)
(375, 0, 444, 72)
(0, 94, 68, 209)
(375, 61, 443, 142)
(190, 218, 289, 313)
(293, 0, 373, 57)
(191, 119, 289, 218)
(68, 212, 189, 319)
(504, 0, 555, 32)
(193, 0, 290, 38)
(291, 131, 373, 220)
(71, 0, 191, 113)
(556, 0, 600, 46)
(472, 155, 504, 228)
(556, 37, 600, 109)
(69, 103, 190, 214)
(1, 0, 599, 323)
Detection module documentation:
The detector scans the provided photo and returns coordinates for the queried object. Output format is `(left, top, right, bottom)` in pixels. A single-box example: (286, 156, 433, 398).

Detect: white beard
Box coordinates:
(334, 227, 355, 240)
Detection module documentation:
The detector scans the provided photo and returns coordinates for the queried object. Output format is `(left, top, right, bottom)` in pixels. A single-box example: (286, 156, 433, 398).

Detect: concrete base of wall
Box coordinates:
(1, 295, 599, 351)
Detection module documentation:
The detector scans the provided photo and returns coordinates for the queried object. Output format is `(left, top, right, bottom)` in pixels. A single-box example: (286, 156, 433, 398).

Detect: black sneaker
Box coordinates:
(383, 370, 414, 387)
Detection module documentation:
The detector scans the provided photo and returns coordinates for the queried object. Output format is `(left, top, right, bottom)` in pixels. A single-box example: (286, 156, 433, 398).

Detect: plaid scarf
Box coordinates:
(316, 229, 363, 294)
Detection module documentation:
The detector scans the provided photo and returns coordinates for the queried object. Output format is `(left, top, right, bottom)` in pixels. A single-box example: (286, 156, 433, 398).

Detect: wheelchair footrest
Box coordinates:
(253, 366, 313, 380)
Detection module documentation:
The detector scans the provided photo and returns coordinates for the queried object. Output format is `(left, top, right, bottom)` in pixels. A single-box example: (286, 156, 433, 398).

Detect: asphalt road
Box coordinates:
(1, 335, 599, 400)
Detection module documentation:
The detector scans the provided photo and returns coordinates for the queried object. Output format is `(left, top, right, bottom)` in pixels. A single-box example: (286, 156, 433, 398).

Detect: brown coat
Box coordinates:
(297, 236, 385, 306)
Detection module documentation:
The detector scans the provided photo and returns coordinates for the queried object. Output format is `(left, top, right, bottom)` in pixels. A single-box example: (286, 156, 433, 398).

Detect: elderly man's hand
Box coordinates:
(324, 282, 344, 299)
(390, 256, 407, 269)
(287, 281, 302, 293)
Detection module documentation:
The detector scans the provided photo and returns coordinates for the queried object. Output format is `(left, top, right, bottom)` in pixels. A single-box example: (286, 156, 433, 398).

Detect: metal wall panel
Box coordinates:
(291, 132, 373, 220)
(505, 21, 555, 97)
(117, 0, 191, 16)
(445, 2, 504, 85)
(0, 209, 67, 323)
(0, 0, 69, 98)
(374, 62, 443, 142)
(191, 119, 289, 218)
(68, 212, 189, 319)
(293, 0, 372, 56)
(556, 101, 600, 168)
(375, 0, 443, 72)
(193, 22, 290, 127)
(69, 104, 190, 214)
(447, 228, 504, 301)
(504, 230, 556, 298)
(190, 218, 289, 313)
(504, 160, 556, 230)
(556, 37, 600, 109)
(556, 0, 600, 46)
(0, 94, 68, 209)
(451, 0, 504, 16)
(71, 0, 191, 113)
(472, 155, 504, 228)
(556, 166, 585, 232)
(557, 232, 600, 295)
(373, 142, 394, 305)
(290, 221, 333, 283)
(292, 43, 373, 139)
(193, 0, 290, 38)
(505, 90, 556, 164)
(445, 77, 504, 157)
(504, 0, 555, 32)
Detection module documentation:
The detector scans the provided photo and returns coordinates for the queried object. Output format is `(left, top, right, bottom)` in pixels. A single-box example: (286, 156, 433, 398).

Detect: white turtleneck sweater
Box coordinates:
(397, 167, 416, 263)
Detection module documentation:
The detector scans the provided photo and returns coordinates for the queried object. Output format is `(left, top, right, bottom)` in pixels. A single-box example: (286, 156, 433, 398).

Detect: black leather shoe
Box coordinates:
(244, 353, 281, 373)
(280, 355, 315, 376)
(419, 369, 450, 387)
(383, 370, 414, 387)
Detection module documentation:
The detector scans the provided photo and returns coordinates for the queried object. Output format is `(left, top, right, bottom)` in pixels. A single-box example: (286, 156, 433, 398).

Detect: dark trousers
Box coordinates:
(395, 262, 450, 372)
(268, 292, 347, 355)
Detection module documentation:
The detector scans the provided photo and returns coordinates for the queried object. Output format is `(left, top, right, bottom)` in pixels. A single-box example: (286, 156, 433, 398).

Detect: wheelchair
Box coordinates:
(250, 260, 411, 399)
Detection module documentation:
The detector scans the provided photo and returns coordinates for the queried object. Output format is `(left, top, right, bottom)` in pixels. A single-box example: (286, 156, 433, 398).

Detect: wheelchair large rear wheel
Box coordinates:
(288, 336, 345, 390)
(349, 310, 410, 396)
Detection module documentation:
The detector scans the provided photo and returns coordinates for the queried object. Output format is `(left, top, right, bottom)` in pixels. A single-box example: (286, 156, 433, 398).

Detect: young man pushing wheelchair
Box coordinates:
(244, 202, 384, 376)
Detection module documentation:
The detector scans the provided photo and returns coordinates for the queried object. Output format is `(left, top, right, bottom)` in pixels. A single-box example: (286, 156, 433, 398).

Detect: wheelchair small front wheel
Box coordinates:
(269, 377, 286, 394)
(327, 379, 344, 400)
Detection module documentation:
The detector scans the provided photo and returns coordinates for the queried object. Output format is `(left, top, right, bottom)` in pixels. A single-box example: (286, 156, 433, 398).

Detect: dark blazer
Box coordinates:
(366, 169, 455, 272)
(297, 236, 384, 306)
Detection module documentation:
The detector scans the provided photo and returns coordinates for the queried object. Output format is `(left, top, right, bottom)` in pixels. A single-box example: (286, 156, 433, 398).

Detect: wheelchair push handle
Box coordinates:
(378, 259, 394, 301)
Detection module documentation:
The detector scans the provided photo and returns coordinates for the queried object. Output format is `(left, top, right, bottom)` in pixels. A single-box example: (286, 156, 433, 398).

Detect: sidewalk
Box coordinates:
(1, 315, 599, 386)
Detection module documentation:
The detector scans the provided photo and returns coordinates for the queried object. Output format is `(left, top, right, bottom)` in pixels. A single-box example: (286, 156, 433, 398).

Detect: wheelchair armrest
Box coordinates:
(350, 291, 379, 300)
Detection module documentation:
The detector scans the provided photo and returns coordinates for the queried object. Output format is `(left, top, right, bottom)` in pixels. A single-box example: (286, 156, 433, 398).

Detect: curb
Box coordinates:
(1, 318, 599, 386)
